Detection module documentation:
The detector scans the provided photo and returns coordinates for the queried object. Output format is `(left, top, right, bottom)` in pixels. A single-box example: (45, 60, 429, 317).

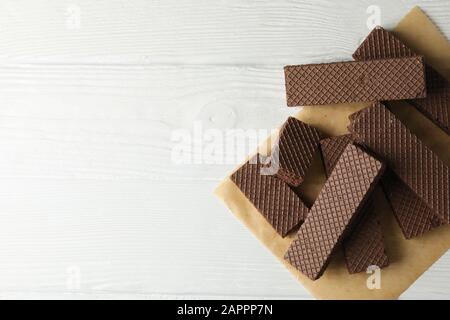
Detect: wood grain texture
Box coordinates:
(0, 0, 449, 65)
(0, 0, 448, 299)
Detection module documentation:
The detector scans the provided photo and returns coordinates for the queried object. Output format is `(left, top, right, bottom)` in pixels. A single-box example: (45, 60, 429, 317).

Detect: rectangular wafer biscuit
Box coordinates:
(353, 26, 416, 61)
(382, 172, 445, 239)
(271, 117, 322, 186)
(413, 68, 450, 134)
(325, 125, 444, 239)
(348, 102, 450, 224)
(353, 26, 450, 134)
(319, 135, 388, 273)
(284, 57, 426, 106)
(343, 197, 389, 274)
(319, 134, 354, 177)
(284, 144, 385, 280)
(230, 155, 309, 237)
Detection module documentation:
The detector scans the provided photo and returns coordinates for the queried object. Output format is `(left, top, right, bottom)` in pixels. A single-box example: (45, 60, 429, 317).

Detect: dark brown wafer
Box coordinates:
(319, 134, 353, 177)
(231, 155, 309, 237)
(343, 197, 389, 274)
(284, 144, 385, 280)
(284, 57, 426, 106)
(271, 117, 321, 186)
(348, 102, 450, 224)
(353, 26, 450, 134)
(319, 135, 388, 273)
(382, 171, 445, 239)
(353, 26, 416, 61)
(327, 120, 444, 239)
(411, 68, 450, 134)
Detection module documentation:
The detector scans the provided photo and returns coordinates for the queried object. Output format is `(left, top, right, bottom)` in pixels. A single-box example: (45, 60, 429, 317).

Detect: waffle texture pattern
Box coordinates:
(272, 117, 321, 186)
(319, 135, 388, 273)
(231, 155, 309, 237)
(353, 26, 450, 134)
(343, 197, 389, 274)
(319, 134, 353, 177)
(284, 144, 385, 280)
(349, 102, 450, 224)
(284, 56, 426, 106)
(382, 172, 445, 239)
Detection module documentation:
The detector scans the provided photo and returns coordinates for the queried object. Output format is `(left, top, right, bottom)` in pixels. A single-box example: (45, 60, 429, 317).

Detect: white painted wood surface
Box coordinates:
(0, 0, 448, 299)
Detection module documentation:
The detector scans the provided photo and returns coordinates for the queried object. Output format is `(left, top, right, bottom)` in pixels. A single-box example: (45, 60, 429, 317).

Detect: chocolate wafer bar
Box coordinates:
(271, 117, 321, 186)
(325, 118, 444, 239)
(412, 68, 450, 134)
(382, 172, 445, 239)
(319, 135, 388, 273)
(319, 134, 354, 177)
(348, 102, 450, 224)
(231, 155, 309, 237)
(353, 26, 450, 134)
(343, 197, 389, 274)
(284, 144, 385, 280)
(284, 57, 426, 106)
(324, 123, 444, 239)
(353, 26, 416, 61)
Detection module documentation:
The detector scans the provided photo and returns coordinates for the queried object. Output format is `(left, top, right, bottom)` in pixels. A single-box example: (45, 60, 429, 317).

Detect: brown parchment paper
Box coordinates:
(214, 7, 450, 300)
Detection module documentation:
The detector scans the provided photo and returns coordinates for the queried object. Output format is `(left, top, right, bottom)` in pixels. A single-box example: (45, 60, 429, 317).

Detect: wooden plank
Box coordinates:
(0, 64, 295, 180)
(0, 179, 310, 298)
(0, 0, 448, 65)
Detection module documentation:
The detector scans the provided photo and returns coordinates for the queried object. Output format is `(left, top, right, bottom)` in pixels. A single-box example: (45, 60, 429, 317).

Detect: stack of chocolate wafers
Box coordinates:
(231, 26, 450, 281)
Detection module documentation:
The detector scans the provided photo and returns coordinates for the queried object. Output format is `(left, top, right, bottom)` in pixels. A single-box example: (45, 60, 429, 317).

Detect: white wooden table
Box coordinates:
(0, 0, 448, 299)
